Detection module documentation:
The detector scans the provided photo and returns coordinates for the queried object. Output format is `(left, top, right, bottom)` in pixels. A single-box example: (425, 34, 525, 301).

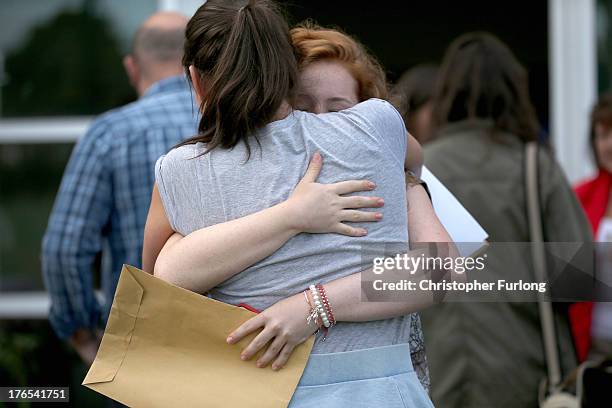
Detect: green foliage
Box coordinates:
(2, 9, 136, 117)
(0, 330, 39, 386)
(0, 321, 107, 408)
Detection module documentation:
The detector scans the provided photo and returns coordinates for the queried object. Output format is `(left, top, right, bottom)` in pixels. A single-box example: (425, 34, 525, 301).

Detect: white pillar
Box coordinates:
(549, 0, 597, 183)
(0, 51, 4, 117)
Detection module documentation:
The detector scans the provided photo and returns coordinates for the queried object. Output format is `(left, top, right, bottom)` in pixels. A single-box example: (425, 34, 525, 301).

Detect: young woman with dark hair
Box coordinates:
(419, 32, 591, 407)
(429, 32, 540, 143)
(143, 1, 452, 406)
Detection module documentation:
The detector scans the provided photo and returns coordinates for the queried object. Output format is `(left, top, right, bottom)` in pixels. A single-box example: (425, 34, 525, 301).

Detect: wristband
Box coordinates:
(406, 170, 432, 202)
(310, 285, 329, 327)
(316, 283, 336, 327)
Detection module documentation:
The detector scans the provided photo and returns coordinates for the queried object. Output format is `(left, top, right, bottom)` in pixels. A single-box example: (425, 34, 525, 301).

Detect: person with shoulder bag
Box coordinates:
(421, 32, 592, 408)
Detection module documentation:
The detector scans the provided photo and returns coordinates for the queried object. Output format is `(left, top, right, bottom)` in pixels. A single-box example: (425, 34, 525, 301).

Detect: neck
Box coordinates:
(137, 80, 155, 97)
(137, 69, 183, 97)
(271, 100, 292, 122)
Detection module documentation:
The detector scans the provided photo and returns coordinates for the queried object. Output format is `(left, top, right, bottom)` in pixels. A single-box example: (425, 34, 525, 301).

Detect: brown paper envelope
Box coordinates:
(83, 265, 314, 408)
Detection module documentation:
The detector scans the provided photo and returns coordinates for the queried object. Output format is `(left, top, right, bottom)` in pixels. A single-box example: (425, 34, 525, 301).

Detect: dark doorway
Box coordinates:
(282, 0, 549, 127)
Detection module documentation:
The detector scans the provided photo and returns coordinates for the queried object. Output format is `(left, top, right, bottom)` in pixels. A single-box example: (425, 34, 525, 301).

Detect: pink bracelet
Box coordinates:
(316, 283, 336, 327)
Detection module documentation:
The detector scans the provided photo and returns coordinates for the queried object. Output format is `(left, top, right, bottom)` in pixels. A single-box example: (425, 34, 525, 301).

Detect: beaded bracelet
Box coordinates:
(309, 284, 330, 328)
(316, 283, 336, 327)
(303, 288, 329, 340)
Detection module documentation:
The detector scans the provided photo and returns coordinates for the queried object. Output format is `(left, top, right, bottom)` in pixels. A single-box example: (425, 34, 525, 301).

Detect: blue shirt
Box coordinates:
(42, 75, 198, 339)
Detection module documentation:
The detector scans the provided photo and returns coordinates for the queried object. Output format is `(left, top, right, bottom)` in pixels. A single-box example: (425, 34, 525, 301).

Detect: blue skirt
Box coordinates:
(288, 343, 434, 408)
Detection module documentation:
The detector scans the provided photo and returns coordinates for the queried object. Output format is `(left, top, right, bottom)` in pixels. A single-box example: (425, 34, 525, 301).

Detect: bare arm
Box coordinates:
(405, 132, 423, 177)
(142, 183, 175, 273)
(325, 182, 455, 322)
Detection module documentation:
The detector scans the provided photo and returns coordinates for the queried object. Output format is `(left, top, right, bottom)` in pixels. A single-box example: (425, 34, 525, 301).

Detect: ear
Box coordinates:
(189, 65, 204, 107)
(123, 55, 140, 91)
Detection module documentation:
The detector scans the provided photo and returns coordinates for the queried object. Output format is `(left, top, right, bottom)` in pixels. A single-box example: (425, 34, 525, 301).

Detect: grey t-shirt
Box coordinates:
(156, 98, 410, 354)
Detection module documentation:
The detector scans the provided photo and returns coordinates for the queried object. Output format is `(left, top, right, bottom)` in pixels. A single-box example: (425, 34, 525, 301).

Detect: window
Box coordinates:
(0, 0, 157, 296)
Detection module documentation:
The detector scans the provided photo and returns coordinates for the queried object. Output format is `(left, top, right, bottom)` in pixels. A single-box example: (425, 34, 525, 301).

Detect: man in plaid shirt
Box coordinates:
(41, 12, 197, 364)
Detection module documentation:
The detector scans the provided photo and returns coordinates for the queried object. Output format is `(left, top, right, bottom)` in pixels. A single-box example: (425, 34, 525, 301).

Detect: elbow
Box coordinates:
(41, 236, 73, 270)
(41, 233, 60, 262)
(152, 258, 171, 281)
(405, 132, 424, 174)
(153, 258, 198, 292)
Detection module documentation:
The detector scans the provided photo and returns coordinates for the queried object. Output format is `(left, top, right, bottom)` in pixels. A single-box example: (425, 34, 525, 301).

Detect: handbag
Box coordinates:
(526, 142, 612, 408)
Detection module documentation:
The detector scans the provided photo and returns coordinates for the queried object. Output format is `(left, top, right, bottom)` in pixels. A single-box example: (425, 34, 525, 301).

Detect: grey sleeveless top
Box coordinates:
(155, 99, 413, 355)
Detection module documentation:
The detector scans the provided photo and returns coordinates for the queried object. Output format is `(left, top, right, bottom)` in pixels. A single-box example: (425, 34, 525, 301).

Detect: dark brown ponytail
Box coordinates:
(181, 0, 297, 156)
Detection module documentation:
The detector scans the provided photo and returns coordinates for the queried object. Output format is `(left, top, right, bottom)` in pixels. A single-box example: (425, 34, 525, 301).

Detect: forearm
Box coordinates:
(407, 183, 452, 245)
(319, 269, 433, 322)
(317, 185, 457, 322)
(154, 201, 299, 293)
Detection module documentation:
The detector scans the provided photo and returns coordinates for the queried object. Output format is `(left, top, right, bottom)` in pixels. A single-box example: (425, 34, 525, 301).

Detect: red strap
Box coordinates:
(237, 303, 260, 314)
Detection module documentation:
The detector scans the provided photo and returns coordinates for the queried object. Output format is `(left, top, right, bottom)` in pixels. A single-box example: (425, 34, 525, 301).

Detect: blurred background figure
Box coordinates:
(420, 32, 591, 407)
(41, 11, 195, 366)
(573, 93, 612, 363)
(391, 64, 438, 144)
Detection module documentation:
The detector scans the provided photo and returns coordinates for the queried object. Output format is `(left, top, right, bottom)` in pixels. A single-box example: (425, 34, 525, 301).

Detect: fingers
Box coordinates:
(255, 334, 287, 368)
(332, 223, 368, 237)
(339, 195, 384, 209)
(331, 209, 383, 237)
(271, 343, 296, 371)
(339, 210, 383, 223)
(299, 151, 323, 184)
(331, 180, 375, 195)
(227, 314, 265, 344)
(239, 327, 276, 361)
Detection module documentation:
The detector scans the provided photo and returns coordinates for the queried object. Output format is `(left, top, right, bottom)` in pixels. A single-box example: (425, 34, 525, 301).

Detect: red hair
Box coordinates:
(290, 23, 388, 101)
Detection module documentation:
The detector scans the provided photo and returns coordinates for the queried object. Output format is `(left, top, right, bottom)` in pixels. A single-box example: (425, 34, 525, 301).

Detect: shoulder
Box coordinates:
(348, 98, 400, 115)
(341, 98, 404, 132)
(156, 143, 201, 173)
(574, 174, 601, 195)
(536, 145, 566, 183)
(94, 88, 195, 135)
(72, 114, 117, 157)
(155, 144, 201, 204)
(335, 98, 407, 145)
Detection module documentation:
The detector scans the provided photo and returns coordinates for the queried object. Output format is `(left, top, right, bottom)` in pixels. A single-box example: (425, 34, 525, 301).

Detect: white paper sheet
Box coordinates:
(421, 166, 488, 256)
